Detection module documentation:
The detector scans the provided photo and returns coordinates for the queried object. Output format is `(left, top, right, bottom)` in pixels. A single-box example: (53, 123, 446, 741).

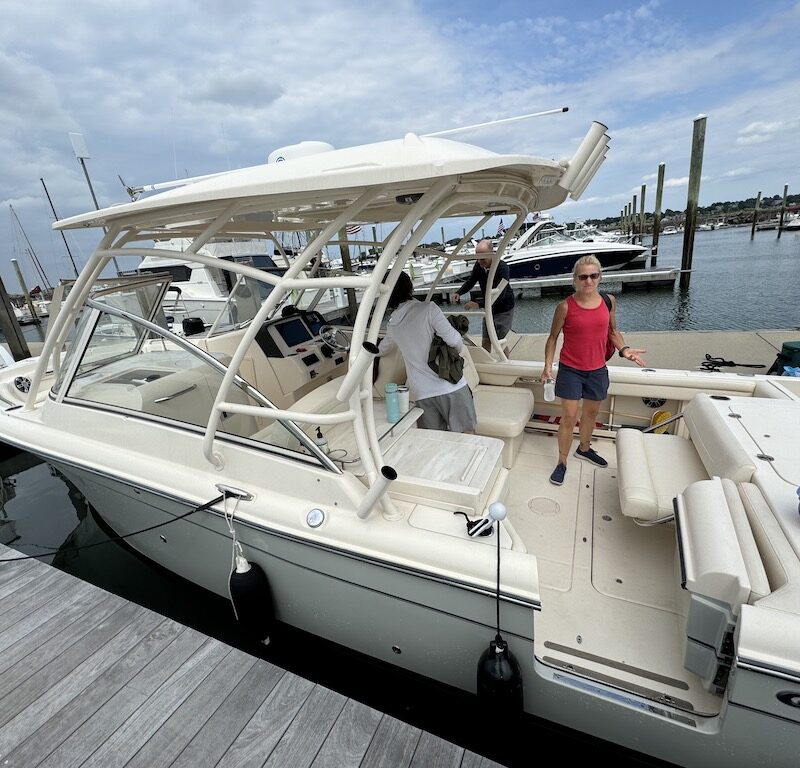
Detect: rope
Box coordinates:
(0, 494, 225, 564)
(700, 353, 766, 372)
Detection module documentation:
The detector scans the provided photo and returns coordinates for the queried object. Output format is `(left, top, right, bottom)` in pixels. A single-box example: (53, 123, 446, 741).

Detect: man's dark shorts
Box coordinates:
(481, 309, 514, 341)
(555, 362, 609, 401)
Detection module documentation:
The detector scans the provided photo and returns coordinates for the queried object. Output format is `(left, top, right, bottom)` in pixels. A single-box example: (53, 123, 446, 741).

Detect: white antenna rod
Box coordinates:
(423, 107, 568, 138)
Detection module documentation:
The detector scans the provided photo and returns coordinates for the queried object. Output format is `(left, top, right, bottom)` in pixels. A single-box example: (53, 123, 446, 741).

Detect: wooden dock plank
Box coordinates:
(39, 626, 211, 768)
(3, 618, 185, 768)
(0, 556, 38, 595)
(0, 602, 159, 753)
(409, 730, 464, 768)
(0, 577, 98, 665)
(0, 591, 123, 700)
(124, 648, 258, 768)
(360, 716, 422, 768)
(263, 685, 348, 768)
(460, 752, 508, 768)
(79, 638, 231, 768)
(0, 543, 507, 768)
(217, 672, 316, 768)
(0, 566, 73, 631)
(170, 659, 286, 768)
(310, 698, 384, 768)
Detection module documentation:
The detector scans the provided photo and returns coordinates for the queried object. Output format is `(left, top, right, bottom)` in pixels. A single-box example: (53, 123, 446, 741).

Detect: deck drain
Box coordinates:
(528, 497, 560, 516)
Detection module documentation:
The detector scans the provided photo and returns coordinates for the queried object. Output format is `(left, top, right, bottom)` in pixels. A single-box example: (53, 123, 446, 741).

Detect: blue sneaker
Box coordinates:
(549, 462, 567, 486)
(574, 446, 608, 467)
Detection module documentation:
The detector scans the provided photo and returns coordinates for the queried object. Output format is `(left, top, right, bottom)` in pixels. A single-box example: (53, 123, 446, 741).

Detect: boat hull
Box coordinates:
(504, 243, 644, 279)
(47, 456, 799, 768)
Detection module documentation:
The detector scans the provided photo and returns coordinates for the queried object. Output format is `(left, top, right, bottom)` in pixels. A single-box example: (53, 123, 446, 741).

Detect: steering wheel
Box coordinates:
(319, 324, 351, 352)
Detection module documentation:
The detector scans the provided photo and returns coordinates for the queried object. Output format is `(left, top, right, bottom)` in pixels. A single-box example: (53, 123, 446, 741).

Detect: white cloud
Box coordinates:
(1, 0, 799, 283)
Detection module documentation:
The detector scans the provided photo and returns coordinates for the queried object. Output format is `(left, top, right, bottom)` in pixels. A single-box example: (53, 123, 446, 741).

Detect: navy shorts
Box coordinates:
(555, 363, 609, 402)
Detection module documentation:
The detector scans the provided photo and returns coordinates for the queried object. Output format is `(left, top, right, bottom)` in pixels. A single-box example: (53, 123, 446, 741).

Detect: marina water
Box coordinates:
(2, 225, 795, 766)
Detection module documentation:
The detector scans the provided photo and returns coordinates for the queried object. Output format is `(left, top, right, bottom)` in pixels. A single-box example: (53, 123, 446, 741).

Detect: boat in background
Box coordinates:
(502, 218, 645, 278)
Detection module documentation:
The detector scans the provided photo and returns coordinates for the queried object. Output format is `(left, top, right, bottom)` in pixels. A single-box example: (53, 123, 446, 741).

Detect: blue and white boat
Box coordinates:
(502, 218, 645, 278)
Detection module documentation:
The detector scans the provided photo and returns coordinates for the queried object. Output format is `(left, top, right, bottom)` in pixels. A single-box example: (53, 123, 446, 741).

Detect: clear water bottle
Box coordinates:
(385, 383, 401, 423)
(397, 385, 410, 415)
(543, 378, 556, 402)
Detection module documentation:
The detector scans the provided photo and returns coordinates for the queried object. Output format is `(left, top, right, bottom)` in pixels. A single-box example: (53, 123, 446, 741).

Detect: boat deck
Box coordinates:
(0, 543, 504, 768)
(507, 431, 720, 716)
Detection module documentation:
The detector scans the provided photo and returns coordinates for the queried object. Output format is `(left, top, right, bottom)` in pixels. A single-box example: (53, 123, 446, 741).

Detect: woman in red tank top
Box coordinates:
(541, 256, 646, 486)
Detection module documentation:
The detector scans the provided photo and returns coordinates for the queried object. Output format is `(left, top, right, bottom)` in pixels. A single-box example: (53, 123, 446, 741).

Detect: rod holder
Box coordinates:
(558, 121, 608, 192)
(569, 135, 609, 195)
(357, 465, 397, 520)
(571, 152, 608, 200)
(336, 341, 380, 403)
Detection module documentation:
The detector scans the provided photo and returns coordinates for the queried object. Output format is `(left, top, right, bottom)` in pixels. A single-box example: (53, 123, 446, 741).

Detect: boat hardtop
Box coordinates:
(0, 124, 797, 767)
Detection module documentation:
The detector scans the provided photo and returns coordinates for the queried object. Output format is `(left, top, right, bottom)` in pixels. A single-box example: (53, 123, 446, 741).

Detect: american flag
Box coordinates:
(346, 224, 362, 236)
(496, 219, 506, 236)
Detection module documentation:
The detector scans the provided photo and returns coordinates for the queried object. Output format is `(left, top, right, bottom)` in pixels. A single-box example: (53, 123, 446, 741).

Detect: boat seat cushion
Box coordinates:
(683, 394, 756, 482)
(738, 482, 800, 611)
(676, 477, 754, 612)
(616, 393, 758, 522)
(616, 429, 708, 521)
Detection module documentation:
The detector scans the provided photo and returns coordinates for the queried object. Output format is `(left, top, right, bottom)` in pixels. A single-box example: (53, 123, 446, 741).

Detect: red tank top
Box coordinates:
(559, 295, 610, 371)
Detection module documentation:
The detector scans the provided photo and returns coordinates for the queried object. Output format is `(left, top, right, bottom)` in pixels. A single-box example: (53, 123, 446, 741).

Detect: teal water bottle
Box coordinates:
(385, 382, 401, 423)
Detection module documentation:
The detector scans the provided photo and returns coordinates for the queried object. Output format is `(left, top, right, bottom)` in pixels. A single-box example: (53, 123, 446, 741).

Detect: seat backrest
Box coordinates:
(683, 394, 756, 482)
(721, 479, 770, 603)
(461, 347, 480, 391)
(676, 477, 753, 612)
(737, 481, 800, 611)
(373, 344, 407, 398)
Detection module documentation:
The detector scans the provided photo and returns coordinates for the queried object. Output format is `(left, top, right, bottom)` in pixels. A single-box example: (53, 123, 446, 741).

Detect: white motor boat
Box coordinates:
(1, 128, 798, 768)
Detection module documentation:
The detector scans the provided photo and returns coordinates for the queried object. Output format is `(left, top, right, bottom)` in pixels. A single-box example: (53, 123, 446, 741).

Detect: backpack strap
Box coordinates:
(600, 291, 612, 311)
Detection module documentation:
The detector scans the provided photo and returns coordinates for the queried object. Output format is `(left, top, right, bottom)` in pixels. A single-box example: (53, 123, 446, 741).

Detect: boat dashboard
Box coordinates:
(200, 307, 352, 409)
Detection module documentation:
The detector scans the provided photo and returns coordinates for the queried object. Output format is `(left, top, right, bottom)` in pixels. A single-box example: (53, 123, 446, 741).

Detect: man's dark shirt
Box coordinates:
(456, 260, 514, 314)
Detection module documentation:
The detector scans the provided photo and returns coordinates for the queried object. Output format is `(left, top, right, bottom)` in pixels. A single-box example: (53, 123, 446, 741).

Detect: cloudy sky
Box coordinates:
(1, 0, 799, 288)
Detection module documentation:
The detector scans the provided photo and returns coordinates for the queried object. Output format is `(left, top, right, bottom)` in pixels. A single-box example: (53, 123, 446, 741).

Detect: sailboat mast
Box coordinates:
(8, 204, 52, 291)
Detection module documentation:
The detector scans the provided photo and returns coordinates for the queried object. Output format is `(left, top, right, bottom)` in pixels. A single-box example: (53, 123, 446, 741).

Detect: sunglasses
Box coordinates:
(577, 272, 601, 281)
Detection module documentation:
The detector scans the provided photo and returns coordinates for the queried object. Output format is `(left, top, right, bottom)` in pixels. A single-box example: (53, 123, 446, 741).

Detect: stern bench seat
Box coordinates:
(616, 394, 756, 522)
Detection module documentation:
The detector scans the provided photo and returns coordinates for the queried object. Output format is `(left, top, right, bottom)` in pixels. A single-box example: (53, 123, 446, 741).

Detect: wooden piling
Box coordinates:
(631, 195, 637, 242)
(750, 192, 761, 239)
(778, 184, 788, 238)
(337, 228, 358, 320)
(639, 184, 646, 244)
(680, 115, 707, 290)
(11, 259, 39, 324)
(651, 163, 665, 267)
(0, 277, 31, 361)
